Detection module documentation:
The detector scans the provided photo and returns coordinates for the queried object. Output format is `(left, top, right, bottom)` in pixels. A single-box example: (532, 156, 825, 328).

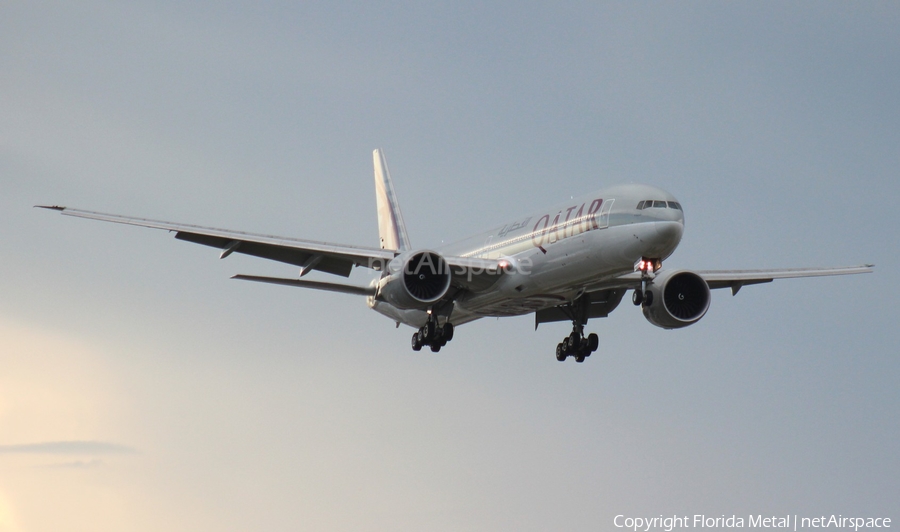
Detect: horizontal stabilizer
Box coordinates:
(231, 274, 376, 296)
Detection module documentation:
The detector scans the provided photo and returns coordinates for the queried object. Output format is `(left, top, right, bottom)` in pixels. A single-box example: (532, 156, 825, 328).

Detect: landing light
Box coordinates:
(635, 258, 662, 273)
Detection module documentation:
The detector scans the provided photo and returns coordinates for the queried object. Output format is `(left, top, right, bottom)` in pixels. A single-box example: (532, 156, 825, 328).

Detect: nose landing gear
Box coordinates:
(632, 289, 653, 307)
(632, 257, 661, 307)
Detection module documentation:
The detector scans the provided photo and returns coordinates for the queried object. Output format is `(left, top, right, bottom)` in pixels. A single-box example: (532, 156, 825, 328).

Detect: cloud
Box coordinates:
(0, 441, 136, 455)
(41, 459, 105, 469)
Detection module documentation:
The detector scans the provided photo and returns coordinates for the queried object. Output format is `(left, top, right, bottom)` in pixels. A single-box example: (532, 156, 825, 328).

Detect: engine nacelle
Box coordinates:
(642, 270, 711, 329)
(377, 250, 452, 310)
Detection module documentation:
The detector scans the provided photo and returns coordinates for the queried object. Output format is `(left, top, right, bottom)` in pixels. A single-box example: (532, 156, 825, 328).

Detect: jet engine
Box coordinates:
(642, 270, 711, 329)
(377, 250, 452, 310)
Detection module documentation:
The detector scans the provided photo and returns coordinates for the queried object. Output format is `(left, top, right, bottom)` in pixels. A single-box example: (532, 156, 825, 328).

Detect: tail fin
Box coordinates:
(373, 149, 411, 251)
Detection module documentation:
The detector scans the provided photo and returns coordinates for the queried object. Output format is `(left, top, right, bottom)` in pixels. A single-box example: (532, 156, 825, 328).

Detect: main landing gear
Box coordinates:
(411, 316, 454, 353)
(555, 326, 599, 363)
(553, 294, 600, 363)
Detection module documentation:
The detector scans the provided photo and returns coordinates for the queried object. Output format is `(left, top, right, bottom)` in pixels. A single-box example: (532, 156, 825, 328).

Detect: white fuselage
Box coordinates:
(370, 183, 685, 327)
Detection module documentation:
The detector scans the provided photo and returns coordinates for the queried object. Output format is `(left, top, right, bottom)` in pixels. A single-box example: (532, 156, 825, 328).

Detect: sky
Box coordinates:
(1, 2, 898, 531)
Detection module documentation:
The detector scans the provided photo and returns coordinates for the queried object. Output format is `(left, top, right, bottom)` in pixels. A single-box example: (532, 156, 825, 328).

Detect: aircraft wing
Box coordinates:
(696, 265, 875, 294)
(536, 264, 874, 327)
(602, 264, 874, 295)
(37, 206, 508, 292)
(38, 206, 395, 277)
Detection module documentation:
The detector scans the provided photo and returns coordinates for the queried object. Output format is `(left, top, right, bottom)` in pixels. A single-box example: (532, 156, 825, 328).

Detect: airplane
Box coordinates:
(38, 149, 873, 362)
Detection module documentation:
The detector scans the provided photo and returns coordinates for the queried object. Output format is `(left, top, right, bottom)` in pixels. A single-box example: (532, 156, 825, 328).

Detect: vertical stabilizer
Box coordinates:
(373, 149, 411, 251)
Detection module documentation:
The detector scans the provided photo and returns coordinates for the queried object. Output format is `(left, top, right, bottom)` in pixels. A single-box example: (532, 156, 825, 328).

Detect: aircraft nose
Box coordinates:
(655, 220, 684, 243)
(643, 220, 683, 258)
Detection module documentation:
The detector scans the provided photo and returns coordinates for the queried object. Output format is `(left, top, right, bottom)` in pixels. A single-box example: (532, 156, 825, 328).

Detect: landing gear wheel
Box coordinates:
(556, 343, 566, 361)
(575, 353, 585, 363)
(587, 333, 599, 352)
(632, 290, 644, 306)
(423, 321, 435, 341)
(442, 323, 454, 342)
(643, 291, 654, 307)
(568, 332, 581, 350)
(411, 316, 456, 352)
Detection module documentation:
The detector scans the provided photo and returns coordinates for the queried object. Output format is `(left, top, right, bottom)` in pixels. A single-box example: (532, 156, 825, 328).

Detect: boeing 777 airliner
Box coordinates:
(39, 150, 873, 362)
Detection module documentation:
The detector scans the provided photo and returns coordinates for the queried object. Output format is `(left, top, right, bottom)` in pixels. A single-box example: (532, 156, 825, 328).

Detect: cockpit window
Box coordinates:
(640, 199, 684, 209)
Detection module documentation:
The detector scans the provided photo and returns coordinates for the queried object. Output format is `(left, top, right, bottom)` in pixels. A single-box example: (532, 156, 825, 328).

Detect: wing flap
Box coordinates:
(174, 231, 353, 276)
(232, 274, 376, 296)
